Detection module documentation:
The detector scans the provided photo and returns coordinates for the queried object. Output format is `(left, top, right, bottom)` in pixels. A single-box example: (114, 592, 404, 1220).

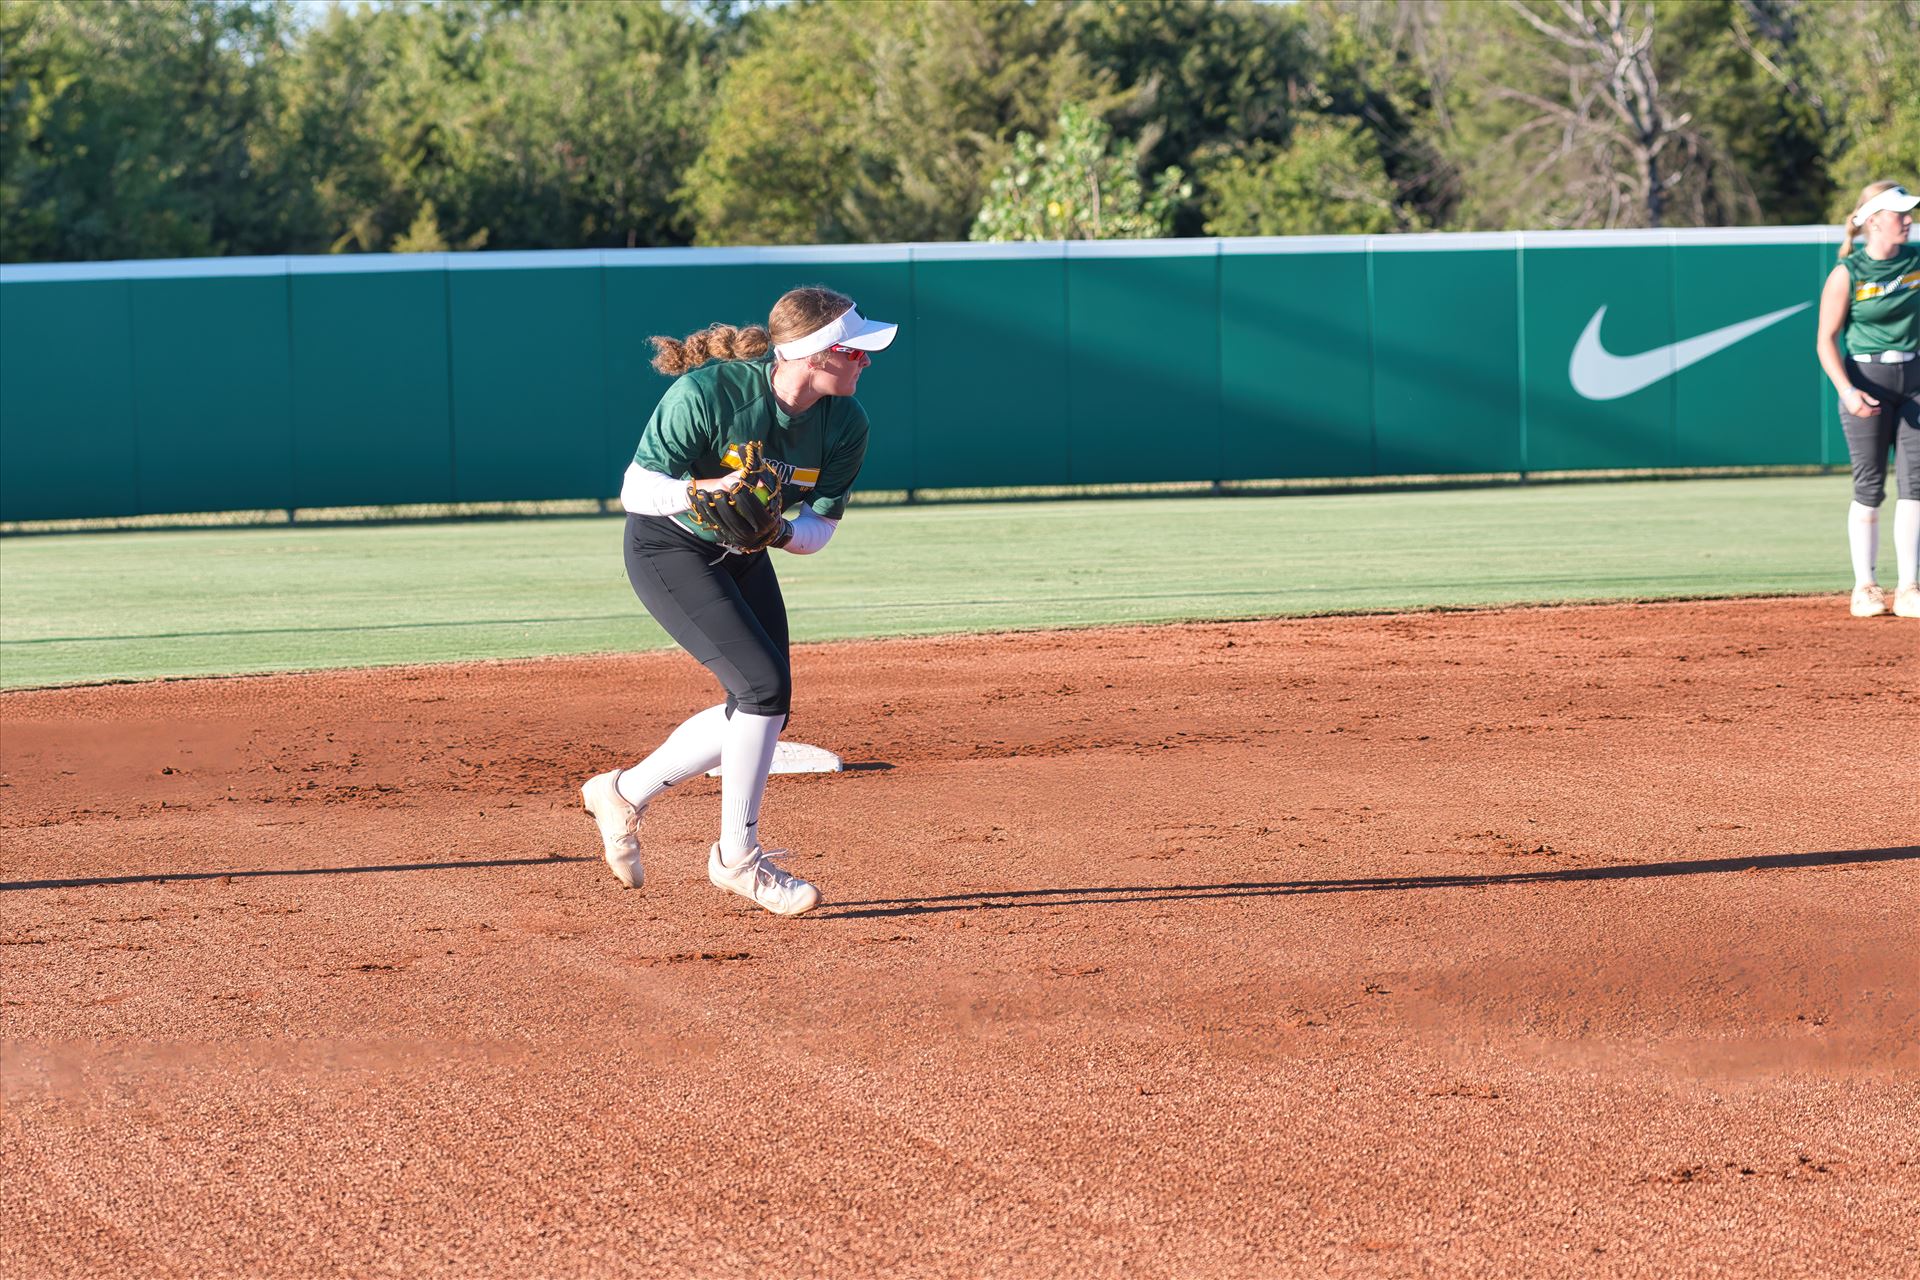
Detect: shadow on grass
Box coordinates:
(811, 845, 1920, 920)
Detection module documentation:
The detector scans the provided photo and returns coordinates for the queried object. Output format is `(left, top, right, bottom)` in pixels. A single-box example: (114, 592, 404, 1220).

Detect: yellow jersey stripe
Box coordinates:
(722, 446, 819, 488)
(1854, 271, 1920, 301)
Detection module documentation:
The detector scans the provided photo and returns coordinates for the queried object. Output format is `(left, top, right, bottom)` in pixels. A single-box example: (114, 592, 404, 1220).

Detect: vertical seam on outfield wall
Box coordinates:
(282, 262, 297, 515)
(1665, 229, 1681, 469)
(596, 260, 612, 500)
(1212, 247, 1225, 483)
(441, 264, 458, 503)
(906, 256, 919, 493)
(1814, 240, 1834, 469)
(1364, 238, 1380, 477)
(123, 277, 143, 516)
(1062, 248, 1074, 486)
(1516, 233, 1529, 477)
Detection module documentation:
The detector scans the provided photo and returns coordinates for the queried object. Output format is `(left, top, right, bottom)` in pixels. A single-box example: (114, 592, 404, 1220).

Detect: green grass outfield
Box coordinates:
(0, 476, 1862, 689)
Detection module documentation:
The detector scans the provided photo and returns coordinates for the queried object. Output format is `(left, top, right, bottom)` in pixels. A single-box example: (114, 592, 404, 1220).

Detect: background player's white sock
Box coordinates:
(1848, 501, 1880, 587)
(1894, 499, 1919, 589)
(616, 703, 728, 807)
(719, 710, 782, 865)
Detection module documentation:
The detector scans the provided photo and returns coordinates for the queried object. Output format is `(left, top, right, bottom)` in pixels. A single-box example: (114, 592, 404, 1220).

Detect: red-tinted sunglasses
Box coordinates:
(827, 344, 871, 361)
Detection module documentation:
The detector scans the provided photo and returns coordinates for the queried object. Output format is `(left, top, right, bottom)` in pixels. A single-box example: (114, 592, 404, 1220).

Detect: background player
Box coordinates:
(1815, 179, 1920, 619)
(579, 286, 896, 914)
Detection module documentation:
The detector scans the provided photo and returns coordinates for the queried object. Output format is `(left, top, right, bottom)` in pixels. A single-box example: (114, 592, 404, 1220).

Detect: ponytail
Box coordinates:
(649, 323, 771, 376)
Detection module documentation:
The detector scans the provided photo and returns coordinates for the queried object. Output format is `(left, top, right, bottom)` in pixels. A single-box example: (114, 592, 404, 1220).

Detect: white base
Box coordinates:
(706, 741, 843, 778)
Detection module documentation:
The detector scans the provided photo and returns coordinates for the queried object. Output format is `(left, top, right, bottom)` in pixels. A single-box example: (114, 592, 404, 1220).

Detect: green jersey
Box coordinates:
(632, 358, 870, 541)
(1842, 245, 1920, 354)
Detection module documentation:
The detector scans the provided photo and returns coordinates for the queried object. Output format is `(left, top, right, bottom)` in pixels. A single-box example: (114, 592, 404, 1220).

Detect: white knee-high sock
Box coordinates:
(616, 704, 729, 807)
(1894, 499, 1919, 589)
(719, 710, 782, 865)
(1848, 501, 1880, 587)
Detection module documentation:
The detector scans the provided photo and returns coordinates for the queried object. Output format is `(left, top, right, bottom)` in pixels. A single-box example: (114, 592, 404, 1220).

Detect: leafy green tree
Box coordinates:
(274, 2, 485, 253)
(1653, 0, 1826, 226)
(1377, 0, 1838, 231)
(1294, 1, 1458, 231)
(281, 0, 718, 253)
(682, 0, 1108, 246)
(677, 3, 866, 245)
(1198, 119, 1408, 237)
(1076, 0, 1305, 233)
(1731, 0, 1920, 217)
(1, 0, 312, 262)
(970, 102, 1189, 242)
(838, 0, 1116, 243)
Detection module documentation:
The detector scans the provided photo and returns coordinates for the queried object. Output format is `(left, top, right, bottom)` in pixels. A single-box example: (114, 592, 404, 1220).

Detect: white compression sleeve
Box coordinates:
(616, 703, 728, 808)
(1848, 501, 1880, 587)
(778, 508, 838, 555)
(621, 462, 692, 518)
(719, 710, 783, 863)
(1895, 498, 1919, 588)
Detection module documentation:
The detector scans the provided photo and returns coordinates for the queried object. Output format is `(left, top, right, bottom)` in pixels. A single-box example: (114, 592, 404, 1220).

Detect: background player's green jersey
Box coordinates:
(1842, 245, 1920, 354)
(633, 358, 871, 542)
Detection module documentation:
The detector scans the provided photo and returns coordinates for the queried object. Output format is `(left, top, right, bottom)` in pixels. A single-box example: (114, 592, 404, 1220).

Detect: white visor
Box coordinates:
(1852, 185, 1919, 226)
(772, 305, 898, 361)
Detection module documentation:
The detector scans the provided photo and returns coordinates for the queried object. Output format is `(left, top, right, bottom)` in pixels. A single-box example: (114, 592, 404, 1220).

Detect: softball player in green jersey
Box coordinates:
(1815, 179, 1920, 619)
(579, 286, 896, 915)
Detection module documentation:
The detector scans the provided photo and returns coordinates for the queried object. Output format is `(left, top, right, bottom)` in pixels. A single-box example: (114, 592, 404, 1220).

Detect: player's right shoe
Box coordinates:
(708, 844, 820, 916)
(1850, 584, 1890, 617)
(1895, 585, 1920, 619)
(581, 770, 645, 889)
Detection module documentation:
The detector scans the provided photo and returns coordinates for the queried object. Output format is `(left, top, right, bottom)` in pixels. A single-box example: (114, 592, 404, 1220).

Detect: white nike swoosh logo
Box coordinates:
(1568, 302, 1810, 401)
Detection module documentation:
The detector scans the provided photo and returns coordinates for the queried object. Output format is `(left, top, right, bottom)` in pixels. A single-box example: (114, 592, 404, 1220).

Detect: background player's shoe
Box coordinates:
(1895, 585, 1920, 619)
(1850, 584, 1889, 617)
(581, 770, 644, 888)
(708, 844, 820, 916)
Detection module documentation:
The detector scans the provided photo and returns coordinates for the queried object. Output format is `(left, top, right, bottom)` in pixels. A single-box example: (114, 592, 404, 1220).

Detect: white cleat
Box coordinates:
(707, 844, 821, 917)
(580, 770, 645, 889)
(1850, 584, 1890, 618)
(1895, 584, 1920, 619)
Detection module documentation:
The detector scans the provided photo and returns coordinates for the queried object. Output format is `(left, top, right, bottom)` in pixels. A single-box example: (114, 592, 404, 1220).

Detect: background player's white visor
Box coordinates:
(773, 306, 898, 360)
(1852, 185, 1918, 226)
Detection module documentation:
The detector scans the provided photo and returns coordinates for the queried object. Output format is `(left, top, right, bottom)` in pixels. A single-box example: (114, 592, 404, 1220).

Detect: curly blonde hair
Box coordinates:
(649, 286, 856, 375)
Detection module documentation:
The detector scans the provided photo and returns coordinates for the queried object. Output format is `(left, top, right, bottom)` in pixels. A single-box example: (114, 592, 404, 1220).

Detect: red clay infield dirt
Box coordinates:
(2, 597, 1916, 1279)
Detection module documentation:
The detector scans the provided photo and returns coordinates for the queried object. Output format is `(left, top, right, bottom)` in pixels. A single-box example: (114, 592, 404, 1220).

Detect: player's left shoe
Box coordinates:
(1895, 584, 1920, 619)
(1850, 584, 1890, 617)
(581, 770, 645, 889)
(708, 844, 820, 916)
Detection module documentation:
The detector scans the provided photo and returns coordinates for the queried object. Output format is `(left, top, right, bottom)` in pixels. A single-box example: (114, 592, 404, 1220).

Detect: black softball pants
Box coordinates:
(1839, 358, 1920, 505)
(623, 514, 791, 718)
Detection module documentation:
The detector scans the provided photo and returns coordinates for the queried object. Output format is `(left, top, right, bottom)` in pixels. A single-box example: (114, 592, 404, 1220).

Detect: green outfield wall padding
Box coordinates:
(1372, 245, 1524, 477)
(0, 228, 1872, 522)
(0, 279, 138, 521)
(1670, 242, 1825, 468)
(1219, 249, 1374, 481)
(908, 254, 1068, 490)
(291, 265, 454, 507)
(130, 273, 294, 515)
(1067, 251, 1222, 484)
(448, 262, 607, 502)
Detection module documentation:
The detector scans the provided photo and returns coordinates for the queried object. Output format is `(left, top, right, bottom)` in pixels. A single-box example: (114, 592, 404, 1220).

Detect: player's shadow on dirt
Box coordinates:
(814, 845, 1920, 920)
(0, 855, 599, 892)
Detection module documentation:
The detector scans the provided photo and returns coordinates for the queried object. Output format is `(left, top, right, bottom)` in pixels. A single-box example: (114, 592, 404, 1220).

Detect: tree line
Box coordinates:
(2, 0, 1915, 263)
